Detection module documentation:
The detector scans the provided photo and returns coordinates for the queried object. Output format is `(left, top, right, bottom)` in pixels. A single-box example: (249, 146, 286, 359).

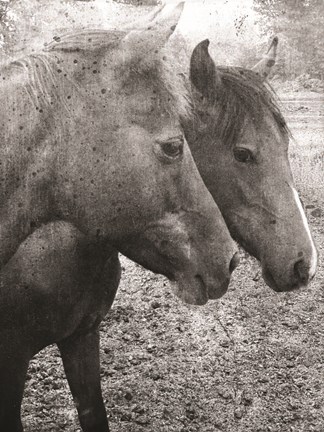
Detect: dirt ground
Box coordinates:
(22, 93, 324, 432)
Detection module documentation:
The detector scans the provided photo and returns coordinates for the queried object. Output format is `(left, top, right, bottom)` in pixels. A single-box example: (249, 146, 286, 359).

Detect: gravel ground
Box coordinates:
(22, 94, 324, 432)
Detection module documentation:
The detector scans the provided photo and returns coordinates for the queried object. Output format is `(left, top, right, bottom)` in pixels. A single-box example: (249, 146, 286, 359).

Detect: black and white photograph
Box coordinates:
(0, 0, 323, 431)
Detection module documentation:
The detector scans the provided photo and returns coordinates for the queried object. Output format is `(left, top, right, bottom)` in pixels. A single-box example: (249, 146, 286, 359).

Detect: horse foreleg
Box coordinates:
(0, 354, 29, 432)
(57, 329, 109, 432)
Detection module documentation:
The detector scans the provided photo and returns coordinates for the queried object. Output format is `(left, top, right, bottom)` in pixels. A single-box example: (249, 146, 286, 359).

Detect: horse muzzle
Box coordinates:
(171, 251, 240, 305)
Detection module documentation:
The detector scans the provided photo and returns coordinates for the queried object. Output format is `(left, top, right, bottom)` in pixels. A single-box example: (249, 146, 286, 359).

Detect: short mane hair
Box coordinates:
(202, 66, 290, 147)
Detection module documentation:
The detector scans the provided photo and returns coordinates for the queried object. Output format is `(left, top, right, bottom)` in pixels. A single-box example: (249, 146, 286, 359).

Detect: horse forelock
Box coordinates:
(202, 66, 290, 147)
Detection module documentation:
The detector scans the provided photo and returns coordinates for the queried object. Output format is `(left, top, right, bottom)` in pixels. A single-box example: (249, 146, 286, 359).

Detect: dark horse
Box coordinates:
(0, 4, 239, 431)
(1, 9, 317, 432)
(188, 36, 317, 291)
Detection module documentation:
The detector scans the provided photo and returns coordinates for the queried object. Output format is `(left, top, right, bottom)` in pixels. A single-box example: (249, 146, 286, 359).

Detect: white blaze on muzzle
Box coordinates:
(291, 187, 318, 277)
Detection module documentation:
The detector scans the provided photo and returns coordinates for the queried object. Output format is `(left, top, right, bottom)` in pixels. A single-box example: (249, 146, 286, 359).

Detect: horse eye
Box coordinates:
(233, 147, 254, 163)
(160, 137, 184, 159)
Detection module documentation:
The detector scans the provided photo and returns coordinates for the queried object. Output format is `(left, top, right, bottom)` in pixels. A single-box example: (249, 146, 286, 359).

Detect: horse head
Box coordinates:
(0, 3, 238, 305)
(187, 37, 317, 292)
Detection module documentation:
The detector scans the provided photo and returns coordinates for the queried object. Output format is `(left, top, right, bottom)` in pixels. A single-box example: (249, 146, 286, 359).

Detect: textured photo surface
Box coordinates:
(0, 1, 323, 431)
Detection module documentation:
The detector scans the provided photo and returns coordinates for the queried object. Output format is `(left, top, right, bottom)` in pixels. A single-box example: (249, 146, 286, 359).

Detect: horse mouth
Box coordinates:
(194, 274, 209, 303)
(262, 268, 281, 292)
(172, 273, 230, 305)
(171, 273, 209, 305)
(262, 267, 299, 292)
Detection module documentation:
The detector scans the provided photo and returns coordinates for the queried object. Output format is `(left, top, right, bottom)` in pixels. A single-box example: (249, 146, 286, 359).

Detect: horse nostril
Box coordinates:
(229, 252, 240, 274)
(294, 259, 310, 285)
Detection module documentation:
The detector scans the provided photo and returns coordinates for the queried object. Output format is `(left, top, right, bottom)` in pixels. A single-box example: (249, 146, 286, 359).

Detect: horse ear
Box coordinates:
(122, 3, 166, 31)
(252, 36, 278, 80)
(190, 39, 219, 100)
(123, 3, 185, 56)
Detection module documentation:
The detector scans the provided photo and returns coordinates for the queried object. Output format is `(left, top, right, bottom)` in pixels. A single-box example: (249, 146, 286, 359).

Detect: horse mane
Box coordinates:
(3, 29, 191, 121)
(7, 55, 69, 111)
(44, 29, 125, 53)
(45, 29, 191, 119)
(202, 66, 290, 147)
(0, 30, 125, 111)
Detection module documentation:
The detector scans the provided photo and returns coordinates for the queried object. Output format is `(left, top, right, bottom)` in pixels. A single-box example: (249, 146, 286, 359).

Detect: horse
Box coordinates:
(0, 3, 238, 300)
(1, 12, 318, 432)
(0, 4, 239, 431)
(187, 37, 317, 291)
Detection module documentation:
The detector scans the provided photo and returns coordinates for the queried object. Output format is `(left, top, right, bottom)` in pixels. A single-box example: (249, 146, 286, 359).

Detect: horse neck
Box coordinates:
(0, 61, 56, 269)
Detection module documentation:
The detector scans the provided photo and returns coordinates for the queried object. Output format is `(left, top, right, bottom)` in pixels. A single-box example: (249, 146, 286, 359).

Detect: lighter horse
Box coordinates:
(0, 5, 238, 431)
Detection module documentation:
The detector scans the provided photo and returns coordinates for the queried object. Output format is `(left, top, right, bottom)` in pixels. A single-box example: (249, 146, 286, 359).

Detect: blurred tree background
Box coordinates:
(253, 0, 324, 88)
(0, 0, 323, 92)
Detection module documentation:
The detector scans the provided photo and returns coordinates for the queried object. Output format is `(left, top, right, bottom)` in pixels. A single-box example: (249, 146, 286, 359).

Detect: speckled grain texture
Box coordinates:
(22, 95, 324, 432)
